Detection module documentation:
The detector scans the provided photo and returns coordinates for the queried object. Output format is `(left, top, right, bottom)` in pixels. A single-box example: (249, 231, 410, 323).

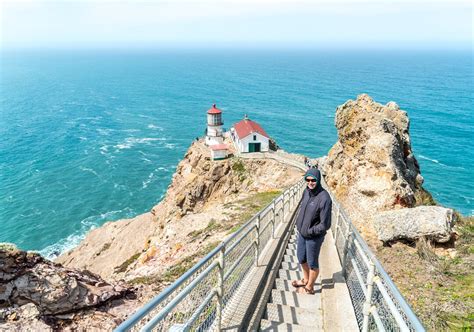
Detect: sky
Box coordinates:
(0, 0, 472, 50)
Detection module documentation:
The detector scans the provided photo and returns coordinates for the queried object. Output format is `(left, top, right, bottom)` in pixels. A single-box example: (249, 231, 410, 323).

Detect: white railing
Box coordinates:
(115, 179, 306, 332)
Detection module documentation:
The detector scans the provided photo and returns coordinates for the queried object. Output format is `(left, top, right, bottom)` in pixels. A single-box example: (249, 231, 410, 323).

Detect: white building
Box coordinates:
(205, 104, 224, 146)
(210, 144, 228, 160)
(231, 115, 269, 153)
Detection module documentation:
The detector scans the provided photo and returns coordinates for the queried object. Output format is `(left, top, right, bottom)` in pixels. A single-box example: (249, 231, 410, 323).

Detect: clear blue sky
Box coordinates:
(1, 0, 472, 50)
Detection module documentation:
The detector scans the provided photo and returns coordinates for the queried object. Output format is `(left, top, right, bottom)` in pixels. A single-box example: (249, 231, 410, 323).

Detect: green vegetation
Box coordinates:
(0, 243, 17, 251)
(414, 187, 437, 206)
(410, 213, 474, 330)
(115, 252, 141, 273)
(95, 242, 111, 256)
(187, 219, 220, 238)
(129, 241, 220, 286)
(227, 190, 282, 232)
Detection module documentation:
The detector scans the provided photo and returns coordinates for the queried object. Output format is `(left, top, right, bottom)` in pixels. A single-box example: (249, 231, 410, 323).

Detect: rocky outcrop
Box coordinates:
(0, 248, 130, 330)
(57, 139, 303, 280)
(323, 94, 432, 224)
(374, 206, 455, 243)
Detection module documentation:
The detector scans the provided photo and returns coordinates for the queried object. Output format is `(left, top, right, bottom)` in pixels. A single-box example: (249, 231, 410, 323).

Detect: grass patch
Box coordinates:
(129, 241, 220, 286)
(115, 252, 141, 273)
(187, 219, 220, 238)
(225, 190, 282, 234)
(394, 212, 474, 330)
(231, 159, 246, 173)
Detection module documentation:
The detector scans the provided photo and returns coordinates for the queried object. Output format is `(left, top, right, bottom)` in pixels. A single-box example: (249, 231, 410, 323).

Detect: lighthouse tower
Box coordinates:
(205, 104, 224, 146)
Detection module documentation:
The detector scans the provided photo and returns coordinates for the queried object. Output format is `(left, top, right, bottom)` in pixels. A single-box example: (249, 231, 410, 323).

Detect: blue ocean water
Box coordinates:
(1, 49, 472, 258)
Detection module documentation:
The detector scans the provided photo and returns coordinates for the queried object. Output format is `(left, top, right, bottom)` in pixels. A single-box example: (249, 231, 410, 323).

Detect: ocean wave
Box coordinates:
(79, 166, 100, 178)
(142, 172, 155, 189)
(418, 155, 465, 170)
(164, 143, 176, 149)
(114, 137, 166, 150)
(147, 124, 163, 131)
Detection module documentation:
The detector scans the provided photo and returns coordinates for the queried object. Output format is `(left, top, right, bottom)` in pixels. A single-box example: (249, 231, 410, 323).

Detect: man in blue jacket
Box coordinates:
(292, 168, 332, 294)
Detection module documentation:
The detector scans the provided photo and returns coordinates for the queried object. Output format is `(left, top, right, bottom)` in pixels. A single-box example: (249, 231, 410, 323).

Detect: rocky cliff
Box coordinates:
(321, 94, 435, 236)
(57, 139, 303, 281)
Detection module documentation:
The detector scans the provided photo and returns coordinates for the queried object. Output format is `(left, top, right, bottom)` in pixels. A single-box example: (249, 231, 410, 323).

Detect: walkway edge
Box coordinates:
(320, 229, 359, 331)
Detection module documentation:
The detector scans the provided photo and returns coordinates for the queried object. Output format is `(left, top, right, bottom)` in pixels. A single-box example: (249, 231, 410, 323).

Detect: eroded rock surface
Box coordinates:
(374, 206, 455, 243)
(0, 248, 130, 330)
(323, 94, 432, 226)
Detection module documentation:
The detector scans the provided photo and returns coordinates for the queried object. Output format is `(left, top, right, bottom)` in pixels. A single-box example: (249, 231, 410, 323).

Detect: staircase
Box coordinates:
(259, 229, 323, 331)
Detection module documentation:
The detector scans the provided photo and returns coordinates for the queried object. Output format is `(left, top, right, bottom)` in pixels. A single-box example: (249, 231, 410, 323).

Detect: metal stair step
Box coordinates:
(283, 254, 298, 263)
(271, 289, 320, 311)
(259, 319, 315, 331)
(274, 278, 293, 292)
(280, 261, 302, 271)
(278, 268, 303, 280)
(264, 303, 321, 327)
(285, 248, 297, 256)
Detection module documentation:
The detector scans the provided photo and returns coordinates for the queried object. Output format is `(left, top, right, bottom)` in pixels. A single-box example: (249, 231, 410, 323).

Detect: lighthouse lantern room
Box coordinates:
(205, 104, 224, 146)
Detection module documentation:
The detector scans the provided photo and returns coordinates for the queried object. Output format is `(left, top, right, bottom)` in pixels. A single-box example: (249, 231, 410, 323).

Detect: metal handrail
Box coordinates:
(328, 186, 425, 331)
(116, 178, 306, 331)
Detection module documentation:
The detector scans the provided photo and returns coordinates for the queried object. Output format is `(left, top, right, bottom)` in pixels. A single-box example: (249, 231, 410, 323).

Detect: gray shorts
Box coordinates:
(296, 232, 325, 269)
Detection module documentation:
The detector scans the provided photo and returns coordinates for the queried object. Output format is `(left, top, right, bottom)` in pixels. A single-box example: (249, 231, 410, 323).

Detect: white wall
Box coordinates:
(237, 132, 269, 153)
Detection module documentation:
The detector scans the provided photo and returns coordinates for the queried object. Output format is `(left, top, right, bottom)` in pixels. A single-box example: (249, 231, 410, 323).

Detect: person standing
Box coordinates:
(292, 168, 332, 294)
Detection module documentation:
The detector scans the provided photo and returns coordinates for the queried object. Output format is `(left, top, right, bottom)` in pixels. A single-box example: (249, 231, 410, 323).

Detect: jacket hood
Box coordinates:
(304, 168, 323, 193)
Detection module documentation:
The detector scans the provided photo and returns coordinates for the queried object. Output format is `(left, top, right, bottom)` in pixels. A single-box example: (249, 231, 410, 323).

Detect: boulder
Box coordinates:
(373, 206, 454, 243)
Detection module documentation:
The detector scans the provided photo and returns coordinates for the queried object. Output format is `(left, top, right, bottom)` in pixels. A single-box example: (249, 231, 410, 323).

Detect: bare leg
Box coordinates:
(301, 262, 310, 284)
(306, 268, 319, 290)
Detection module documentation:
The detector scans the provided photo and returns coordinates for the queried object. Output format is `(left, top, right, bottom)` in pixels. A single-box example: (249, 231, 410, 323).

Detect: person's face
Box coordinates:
(306, 176, 317, 189)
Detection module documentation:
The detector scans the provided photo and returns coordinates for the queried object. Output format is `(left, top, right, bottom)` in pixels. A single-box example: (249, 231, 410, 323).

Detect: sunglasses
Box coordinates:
(306, 178, 317, 183)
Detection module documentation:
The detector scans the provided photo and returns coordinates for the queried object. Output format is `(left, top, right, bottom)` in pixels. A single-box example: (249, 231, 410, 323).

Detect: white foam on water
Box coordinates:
(114, 137, 166, 150)
(38, 208, 135, 260)
(79, 166, 100, 178)
(418, 154, 465, 170)
(147, 124, 163, 131)
(142, 172, 155, 189)
(164, 143, 176, 149)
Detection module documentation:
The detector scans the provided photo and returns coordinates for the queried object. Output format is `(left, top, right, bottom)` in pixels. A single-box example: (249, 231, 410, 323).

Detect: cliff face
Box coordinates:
(322, 94, 432, 229)
(57, 140, 303, 280)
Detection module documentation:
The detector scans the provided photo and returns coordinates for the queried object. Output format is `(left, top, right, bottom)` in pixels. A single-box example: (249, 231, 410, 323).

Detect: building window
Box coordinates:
(253, 135, 257, 141)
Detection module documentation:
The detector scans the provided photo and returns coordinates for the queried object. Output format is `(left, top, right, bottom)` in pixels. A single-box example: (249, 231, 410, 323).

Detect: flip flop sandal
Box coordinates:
(299, 287, 315, 295)
(291, 279, 307, 288)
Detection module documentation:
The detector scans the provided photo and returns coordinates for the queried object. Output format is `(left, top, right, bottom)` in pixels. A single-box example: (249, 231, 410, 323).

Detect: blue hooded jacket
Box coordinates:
(296, 168, 332, 238)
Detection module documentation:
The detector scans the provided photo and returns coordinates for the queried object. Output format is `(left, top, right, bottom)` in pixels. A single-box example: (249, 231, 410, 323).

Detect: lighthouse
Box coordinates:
(205, 104, 224, 146)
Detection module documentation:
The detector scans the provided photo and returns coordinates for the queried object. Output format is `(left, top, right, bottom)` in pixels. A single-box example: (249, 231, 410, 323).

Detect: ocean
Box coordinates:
(1, 49, 472, 258)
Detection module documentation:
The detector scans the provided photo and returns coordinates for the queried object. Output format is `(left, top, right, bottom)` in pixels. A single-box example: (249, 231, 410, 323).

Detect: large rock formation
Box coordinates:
(323, 94, 432, 224)
(0, 247, 130, 330)
(57, 139, 303, 280)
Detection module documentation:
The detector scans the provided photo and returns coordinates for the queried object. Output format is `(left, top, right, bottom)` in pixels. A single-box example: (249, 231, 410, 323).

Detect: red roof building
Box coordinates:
(234, 118, 269, 139)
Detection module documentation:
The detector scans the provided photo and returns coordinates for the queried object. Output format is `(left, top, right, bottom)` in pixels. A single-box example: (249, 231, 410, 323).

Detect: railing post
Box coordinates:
(334, 206, 341, 244)
(362, 259, 376, 332)
(271, 199, 276, 238)
(216, 245, 225, 331)
(255, 215, 260, 266)
(342, 230, 353, 279)
(282, 193, 286, 222)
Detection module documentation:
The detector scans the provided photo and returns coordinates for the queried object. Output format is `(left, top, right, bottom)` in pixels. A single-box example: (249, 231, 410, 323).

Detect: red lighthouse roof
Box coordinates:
(234, 116, 269, 139)
(207, 104, 222, 115)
